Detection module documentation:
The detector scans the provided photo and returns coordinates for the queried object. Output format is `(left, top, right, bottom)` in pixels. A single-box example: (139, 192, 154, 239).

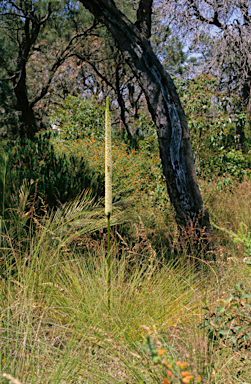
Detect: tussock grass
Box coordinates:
(1, 180, 251, 383)
(0, 194, 206, 383)
(0, 250, 204, 383)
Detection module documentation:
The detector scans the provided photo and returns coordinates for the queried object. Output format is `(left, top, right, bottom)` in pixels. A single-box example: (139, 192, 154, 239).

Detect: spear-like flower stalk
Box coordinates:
(0, 146, 7, 247)
(105, 97, 112, 217)
(105, 96, 112, 309)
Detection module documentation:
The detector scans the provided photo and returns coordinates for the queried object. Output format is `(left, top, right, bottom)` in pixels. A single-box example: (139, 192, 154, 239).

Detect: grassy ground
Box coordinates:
(1, 174, 251, 384)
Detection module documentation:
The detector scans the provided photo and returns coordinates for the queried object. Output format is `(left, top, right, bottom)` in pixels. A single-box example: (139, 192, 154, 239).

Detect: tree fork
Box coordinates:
(79, 0, 212, 239)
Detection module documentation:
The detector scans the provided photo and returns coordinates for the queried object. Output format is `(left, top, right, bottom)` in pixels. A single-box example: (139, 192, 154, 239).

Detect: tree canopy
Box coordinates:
(158, 0, 251, 120)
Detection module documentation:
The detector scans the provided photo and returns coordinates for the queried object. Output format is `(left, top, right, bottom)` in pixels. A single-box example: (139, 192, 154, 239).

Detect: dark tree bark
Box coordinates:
(79, 0, 212, 237)
(15, 73, 37, 137)
(135, 0, 153, 39)
(10, 3, 52, 136)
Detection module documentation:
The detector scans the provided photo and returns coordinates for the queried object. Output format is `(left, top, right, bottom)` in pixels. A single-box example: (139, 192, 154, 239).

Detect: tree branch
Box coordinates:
(24, 17, 30, 41)
(40, 2, 52, 25)
(115, 63, 133, 137)
(239, 0, 250, 25)
(74, 53, 115, 89)
(6, 0, 22, 12)
(30, 24, 99, 106)
(135, 0, 153, 39)
(188, 0, 225, 29)
(58, 22, 98, 59)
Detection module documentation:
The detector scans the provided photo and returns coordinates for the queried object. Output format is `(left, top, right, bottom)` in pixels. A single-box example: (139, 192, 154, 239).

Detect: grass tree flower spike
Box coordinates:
(105, 96, 112, 216)
(105, 96, 112, 310)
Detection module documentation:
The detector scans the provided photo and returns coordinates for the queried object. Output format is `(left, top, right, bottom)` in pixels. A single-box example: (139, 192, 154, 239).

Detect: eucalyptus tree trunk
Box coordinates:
(80, 0, 212, 238)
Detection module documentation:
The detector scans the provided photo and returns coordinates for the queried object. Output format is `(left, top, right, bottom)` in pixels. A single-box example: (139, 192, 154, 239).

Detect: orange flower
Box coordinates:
(182, 377, 191, 384)
(181, 371, 191, 377)
(197, 376, 202, 382)
(167, 370, 172, 376)
(177, 361, 188, 369)
(158, 349, 165, 356)
(163, 379, 169, 384)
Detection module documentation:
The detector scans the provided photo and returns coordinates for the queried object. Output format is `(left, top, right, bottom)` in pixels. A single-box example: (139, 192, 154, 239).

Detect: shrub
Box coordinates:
(50, 95, 105, 140)
(200, 148, 251, 183)
(52, 137, 169, 205)
(199, 282, 251, 351)
(176, 75, 251, 183)
(5, 133, 104, 210)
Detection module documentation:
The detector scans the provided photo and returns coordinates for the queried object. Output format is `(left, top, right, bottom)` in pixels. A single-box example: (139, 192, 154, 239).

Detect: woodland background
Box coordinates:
(1, 1, 251, 383)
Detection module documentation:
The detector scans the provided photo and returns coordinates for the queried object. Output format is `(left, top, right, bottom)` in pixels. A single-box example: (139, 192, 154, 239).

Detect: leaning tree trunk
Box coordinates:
(80, 0, 212, 237)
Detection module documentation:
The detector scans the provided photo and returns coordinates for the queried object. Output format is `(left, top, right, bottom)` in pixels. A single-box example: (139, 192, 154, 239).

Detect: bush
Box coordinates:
(52, 137, 169, 205)
(199, 281, 251, 351)
(50, 95, 105, 140)
(200, 148, 251, 185)
(176, 75, 251, 183)
(5, 133, 104, 210)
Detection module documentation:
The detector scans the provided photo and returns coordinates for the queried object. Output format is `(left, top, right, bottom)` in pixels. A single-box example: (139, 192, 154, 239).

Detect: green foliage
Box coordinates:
(137, 114, 158, 155)
(114, 0, 137, 22)
(176, 74, 251, 183)
(51, 135, 167, 206)
(212, 222, 251, 261)
(5, 133, 104, 210)
(50, 96, 105, 140)
(207, 149, 251, 188)
(0, 77, 20, 138)
(199, 282, 251, 351)
(151, 26, 189, 76)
